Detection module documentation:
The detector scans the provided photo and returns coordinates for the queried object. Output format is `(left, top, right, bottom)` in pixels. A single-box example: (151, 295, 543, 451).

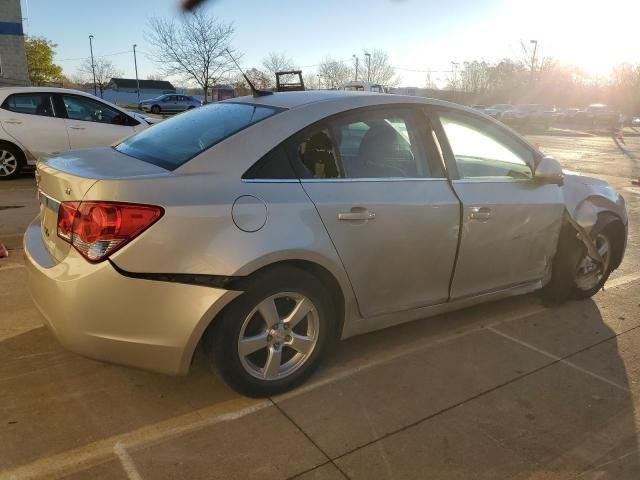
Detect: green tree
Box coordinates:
(24, 36, 63, 86)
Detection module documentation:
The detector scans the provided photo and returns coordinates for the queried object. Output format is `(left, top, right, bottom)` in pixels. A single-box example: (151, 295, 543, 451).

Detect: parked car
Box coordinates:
(25, 92, 628, 397)
(138, 94, 202, 114)
(632, 117, 640, 127)
(501, 104, 549, 129)
(583, 104, 619, 128)
(0, 87, 149, 180)
(483, 104, 513, 119)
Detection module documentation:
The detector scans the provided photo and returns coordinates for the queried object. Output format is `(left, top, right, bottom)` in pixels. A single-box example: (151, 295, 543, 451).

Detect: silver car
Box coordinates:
(25, 91, 628, 397)
(138, 94, 202, 114)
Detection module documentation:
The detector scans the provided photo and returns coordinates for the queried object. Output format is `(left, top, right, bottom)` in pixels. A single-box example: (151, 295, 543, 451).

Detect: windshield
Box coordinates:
(116, 102, 279, 170)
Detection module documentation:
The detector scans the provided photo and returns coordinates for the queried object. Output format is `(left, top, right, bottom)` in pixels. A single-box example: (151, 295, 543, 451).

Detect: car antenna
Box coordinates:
(226, 49, 273, 97)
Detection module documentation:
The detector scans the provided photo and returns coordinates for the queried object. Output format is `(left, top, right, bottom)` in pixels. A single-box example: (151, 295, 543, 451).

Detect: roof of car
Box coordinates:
(0, 86, 104, 97)
(229, 90, 448, 110)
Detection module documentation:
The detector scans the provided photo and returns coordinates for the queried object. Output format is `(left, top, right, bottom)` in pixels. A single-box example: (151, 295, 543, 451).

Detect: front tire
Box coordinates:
(203, 266, 335, 397)
(542, 222, 618, 303)
(150, 105, 161, 114)
(0, 144, 25, 180)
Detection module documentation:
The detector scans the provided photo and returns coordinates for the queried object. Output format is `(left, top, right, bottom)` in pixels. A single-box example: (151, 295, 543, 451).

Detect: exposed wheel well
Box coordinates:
(0, 140, 26, 162)
(228, 260, 346, 340)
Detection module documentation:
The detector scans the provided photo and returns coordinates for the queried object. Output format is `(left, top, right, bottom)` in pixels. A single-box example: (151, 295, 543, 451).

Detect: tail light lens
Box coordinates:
(57, 201, 164, 263)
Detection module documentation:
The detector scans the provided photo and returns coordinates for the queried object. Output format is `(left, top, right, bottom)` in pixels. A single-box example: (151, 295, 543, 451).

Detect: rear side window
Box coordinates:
(115, 102, 279, 170)
(289, 108, 431, 179)
(2, 93, 55, 117)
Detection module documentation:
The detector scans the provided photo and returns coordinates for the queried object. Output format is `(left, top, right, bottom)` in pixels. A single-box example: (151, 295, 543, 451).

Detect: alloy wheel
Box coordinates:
(237, 292, 319, 381)
(0, 149, 18, 177)
(575, 233, 611, 291)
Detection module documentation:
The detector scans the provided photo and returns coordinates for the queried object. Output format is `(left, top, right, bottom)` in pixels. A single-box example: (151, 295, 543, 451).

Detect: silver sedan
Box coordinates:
(138, 94, 202, 114)
(25, 91, 627, 397)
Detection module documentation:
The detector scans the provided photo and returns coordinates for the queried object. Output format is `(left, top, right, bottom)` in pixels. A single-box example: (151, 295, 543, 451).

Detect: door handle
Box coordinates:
(469, 206, 492, 221)
(5, 120, 22, 124)
(69, 126, 86, 130)
(338, 208, 376, 222)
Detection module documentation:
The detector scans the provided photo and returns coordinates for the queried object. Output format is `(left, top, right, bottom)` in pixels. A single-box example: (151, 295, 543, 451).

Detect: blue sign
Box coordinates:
(0, 22, 23, 36)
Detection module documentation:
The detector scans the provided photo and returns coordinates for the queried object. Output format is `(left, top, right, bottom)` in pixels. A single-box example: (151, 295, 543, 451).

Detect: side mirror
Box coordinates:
(535, 156, 564, 185)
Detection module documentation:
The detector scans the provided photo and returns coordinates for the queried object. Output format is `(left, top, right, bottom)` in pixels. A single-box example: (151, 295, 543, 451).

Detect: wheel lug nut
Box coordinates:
(285, 335, 292, 342)
(267, 335, 272, 342)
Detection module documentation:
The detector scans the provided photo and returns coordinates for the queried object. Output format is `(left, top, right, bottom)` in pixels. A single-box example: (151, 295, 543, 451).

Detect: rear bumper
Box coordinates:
(23, 216, 240, 375)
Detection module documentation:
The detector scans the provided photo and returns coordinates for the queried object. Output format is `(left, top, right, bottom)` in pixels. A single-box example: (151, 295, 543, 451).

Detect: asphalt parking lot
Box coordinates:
(1, 133, 640, 479)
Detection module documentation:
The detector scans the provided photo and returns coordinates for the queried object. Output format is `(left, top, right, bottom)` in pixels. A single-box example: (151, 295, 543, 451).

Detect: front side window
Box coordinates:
(116, 102, 279, 170)
(62, 95, 125, 125)
(2, 93, 55, 117)
(292, 108, 429, 179)
(438, 111, 533, 180)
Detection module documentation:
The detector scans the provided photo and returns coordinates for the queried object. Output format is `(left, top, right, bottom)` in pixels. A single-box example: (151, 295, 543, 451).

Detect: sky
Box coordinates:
(20, 0, 640, 88)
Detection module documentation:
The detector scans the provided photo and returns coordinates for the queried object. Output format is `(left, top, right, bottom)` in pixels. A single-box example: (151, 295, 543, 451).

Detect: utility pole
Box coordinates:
(353, 54, 359, 81)
(529, 39, 538, 85)
(89, 35, 97, 96)
(133, 44, 140, 103)
(365, 52, 371, 83)
(317, 74, 321, 90)
(450, 61, 459, 91)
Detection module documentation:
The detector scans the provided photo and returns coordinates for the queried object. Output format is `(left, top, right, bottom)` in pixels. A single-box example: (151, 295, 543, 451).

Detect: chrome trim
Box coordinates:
(38, 190, 61, 213)
(241, 179, 300, 184)
(452, 178, 532, 184)
(300, 177, 448, 183)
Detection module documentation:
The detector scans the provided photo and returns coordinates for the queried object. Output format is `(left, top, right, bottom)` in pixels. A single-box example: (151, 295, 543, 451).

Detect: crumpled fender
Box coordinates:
(560, 172, 628, 265)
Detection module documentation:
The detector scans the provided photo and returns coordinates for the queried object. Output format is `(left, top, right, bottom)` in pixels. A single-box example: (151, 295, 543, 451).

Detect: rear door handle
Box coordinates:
(469, 206, 492, 221)
(69, 126, 86, 130)
(5, 120, 22, 124)
(338, 208, 376, 222)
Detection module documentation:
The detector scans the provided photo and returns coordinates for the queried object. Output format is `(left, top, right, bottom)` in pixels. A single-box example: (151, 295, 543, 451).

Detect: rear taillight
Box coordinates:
(57, 201, 164, 263)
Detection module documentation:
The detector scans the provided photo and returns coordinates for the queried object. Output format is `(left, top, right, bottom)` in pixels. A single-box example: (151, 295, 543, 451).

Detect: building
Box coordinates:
(107, 78, 176, 95)
(0, 0, 29, 87)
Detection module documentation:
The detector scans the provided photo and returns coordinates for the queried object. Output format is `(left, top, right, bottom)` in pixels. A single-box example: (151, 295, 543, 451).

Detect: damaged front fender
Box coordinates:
(560, 172, 628, 266)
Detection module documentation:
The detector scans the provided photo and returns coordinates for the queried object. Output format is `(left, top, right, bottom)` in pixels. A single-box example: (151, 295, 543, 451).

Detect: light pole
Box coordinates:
(364, 52, 371, 82)
(529, 39, 538, 85)
(353, 54, 359, 81)
(317, 74, 321, 90)
(89, 35, 97, 96)
(133, 44, 140, 103)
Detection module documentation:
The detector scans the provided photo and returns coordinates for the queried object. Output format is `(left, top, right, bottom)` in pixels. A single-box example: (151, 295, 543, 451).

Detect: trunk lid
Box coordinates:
(36, 147, 170, 263)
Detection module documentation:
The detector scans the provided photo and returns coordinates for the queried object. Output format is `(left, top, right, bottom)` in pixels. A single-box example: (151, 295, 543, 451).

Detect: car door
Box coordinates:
(0, 92, 69, 158)
(430, 108, 565, 300)
(162, 95, 178, 111)
(60, 94, 139, 150)
(291, 106, 460, 318)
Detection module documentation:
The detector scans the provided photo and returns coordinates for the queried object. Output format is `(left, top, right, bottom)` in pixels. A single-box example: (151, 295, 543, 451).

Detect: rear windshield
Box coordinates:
(115, 102, 279, 170)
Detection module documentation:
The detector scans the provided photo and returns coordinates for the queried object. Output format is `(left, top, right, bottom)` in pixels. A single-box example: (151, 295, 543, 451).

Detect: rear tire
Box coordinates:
(203, 266, 335, 397)
(150, 105, 161, 114)
(0, 143, 25, 180)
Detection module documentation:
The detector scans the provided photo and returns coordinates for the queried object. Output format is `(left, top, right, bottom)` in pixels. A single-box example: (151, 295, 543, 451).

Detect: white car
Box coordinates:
(0, 87, 149, 179)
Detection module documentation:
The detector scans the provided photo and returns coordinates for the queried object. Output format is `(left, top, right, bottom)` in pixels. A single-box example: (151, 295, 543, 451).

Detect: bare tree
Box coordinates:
(425, 73, 438, 90)
(231, 68, 271, 90)
(318, 57, 350, 89)
(356, 49, 399, 86)
(78, 57, 123, 97)
(458, 61, 492, 94)
(146, 11, 238, 103)
(262, 52, 297, 87)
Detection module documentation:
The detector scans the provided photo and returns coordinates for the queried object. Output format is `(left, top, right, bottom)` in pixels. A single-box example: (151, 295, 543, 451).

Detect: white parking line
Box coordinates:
(0, 400, 271, 480)
(486, 326, 630, 392)
(0, 264, 25, 272)
(2, 269, 639, 479)
(114, 442, 144, 480)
